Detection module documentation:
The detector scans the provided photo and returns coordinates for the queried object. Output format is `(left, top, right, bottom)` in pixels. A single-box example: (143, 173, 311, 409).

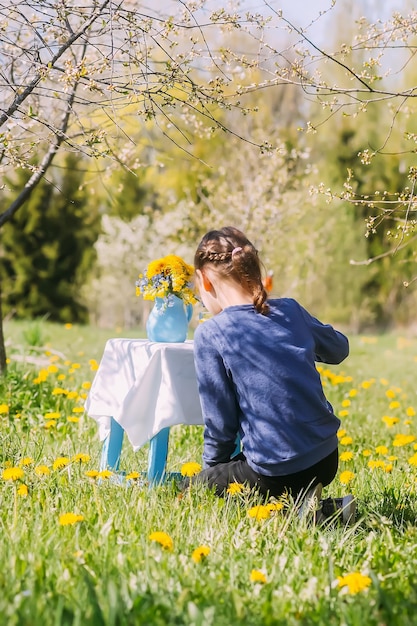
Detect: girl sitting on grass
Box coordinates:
(189, 226, 355, 524)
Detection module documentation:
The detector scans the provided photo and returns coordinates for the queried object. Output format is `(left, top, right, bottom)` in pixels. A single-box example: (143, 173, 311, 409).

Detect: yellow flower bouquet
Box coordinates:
(135, 254, 198, 308)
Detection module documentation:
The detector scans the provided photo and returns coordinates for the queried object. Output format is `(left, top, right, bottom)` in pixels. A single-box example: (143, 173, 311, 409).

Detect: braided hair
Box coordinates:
(194, 226, 270, 315)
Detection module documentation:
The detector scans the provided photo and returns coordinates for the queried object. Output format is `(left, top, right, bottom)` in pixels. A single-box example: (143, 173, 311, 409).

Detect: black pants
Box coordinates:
(189, 448, 338, 499)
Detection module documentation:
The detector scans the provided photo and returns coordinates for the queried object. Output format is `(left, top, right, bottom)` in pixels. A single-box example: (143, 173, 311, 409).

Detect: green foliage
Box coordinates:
(0, 322, 417, 624)
(0, 154, 101, 323)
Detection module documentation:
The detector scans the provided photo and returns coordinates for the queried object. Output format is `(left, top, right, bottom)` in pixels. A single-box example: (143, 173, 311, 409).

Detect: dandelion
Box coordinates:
(64, 323, 72, 330)
(148, 531, 173, 551)
(340, 451, 354, 462)
(52, 388, 66, 396)
(382, 416, 399, 428)
(59, 513, 84, 526)
(19, 457, 34, 467)
(44, 421, 56, 429)
(393, 434, 415, 447)
(406, 407, 416, 417)
(53, 457, 70, 470)
(349, 389, 358, 397)
(226, 482, 245, 495)
(72, 407, 85, 414)
(341, 399, 351, 407)
(389, 401, 401, 410)
(408, 454, 417, 467)
(47, 365, 59, 374)
(361, 380, 373, 389)
(339, 470, 355, 486)
(35, 465, 50, 476)
(126, 471, 140, 480)
(85, 470, 99, 479)
(17, 484, 28, 497)
(375, 445, 389, 455)
(368, 459, 386, 470)
(67, 417, 80, 423)
(338, 409, 349, 417)
(266, 501, 284, 512)
(250, 569, 267, 584)
(340, 436, 353, 446)
(2, 467, 24, 481)
(180, 462, 202, 477)
(72, 453, 90, 463)
(0, 404, 9, 414)
(192, 545, 210, 563)
(45, 412, 60, 420)
(247, 505, 271, 520)
(386, 389, 396, 399)
(337, 429, 347, 439)
(97, 470, 113, 479)
(337, 572, 372, 595)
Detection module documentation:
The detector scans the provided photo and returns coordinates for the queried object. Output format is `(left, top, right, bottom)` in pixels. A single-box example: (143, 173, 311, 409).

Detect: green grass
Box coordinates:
(1, 321, 417, 625)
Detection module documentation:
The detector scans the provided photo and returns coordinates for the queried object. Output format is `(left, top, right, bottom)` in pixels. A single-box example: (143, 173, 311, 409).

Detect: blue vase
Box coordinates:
(146, 295, 193, 343)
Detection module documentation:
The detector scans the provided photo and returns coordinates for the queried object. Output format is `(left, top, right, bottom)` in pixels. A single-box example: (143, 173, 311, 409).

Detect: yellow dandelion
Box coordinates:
(44, 420, 56, 429)
(52, 388, 66, 396)
(2, 467, 24, 481)
(408, 454, 417, 467)
(45, 412, 60, 420)
(341, 399, 351, 407)
(85, 470, 99, 478)
(89, 360, 99, 371)
(266, 501, 284, 512)
(340, 436, 353, 446)
(64, 323, 73, 330)
(72, 407, 85, 414)
(362, 449, 372, 457)
(17, 484, 28, 497)
(338, 409, 349, 417)
(0, 404, 9, 414)
(389, 401, 401, 410)
(53, 457, 70, 470)
(337, 429, 347, 439)
(97, 470, 113, 479)
(180, 462, 202, 477)
(72, 453, 90, 463)
(47, 365, 59, 374)
(59, 513, 84, 526)
(67, 391, 78, 400)
(247, 505, 271, 520)
(71, 363, 81, 369)
(368, 459, 386, 470)
(393, 434, 416, 447)
(406, 407, 416, 417)
(337, 572, 372, 595)
(339, 470, 355, 486)
(18, 457, 34, 467)
(386, 389, 396, 399)
(380, 378, 389, 386)
(250, 569, 267, 584)
(57, 374, 66, 381)
(382, 416, 399, 428)
(384, 464, 393, 473)
(148, 531, 173, 551)
(67, 416, 80, 423)
(35, 465, 50, 476)
(375, 445, 389, 455)
(191, 545, 210, 563)
(340, 451, 354, 462)
(126, 471, 140, 480)
(388, 455, 397, 462)
(226, 482, 245, 495)
(361, 380, 373, 389)
(81, 381, 91, 390)
(349, 389, 358, 397)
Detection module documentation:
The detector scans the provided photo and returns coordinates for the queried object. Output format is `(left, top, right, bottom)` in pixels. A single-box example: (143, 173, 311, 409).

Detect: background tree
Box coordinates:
(0, 153, 100, 322)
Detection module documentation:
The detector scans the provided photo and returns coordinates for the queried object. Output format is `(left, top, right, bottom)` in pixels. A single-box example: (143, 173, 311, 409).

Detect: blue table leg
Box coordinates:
(148, 427, 170, 484)
(100, 417, 124, 471)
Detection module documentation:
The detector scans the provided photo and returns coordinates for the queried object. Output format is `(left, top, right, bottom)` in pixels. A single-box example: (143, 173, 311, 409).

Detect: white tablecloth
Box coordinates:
(85, 339, 204, 450)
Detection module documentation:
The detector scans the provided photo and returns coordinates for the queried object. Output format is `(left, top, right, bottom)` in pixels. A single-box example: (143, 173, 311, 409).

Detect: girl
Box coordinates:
(191, 226, 354, 521)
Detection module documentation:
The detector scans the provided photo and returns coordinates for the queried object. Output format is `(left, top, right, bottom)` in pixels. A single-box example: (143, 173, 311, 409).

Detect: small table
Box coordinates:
(85, 338, 204, 483)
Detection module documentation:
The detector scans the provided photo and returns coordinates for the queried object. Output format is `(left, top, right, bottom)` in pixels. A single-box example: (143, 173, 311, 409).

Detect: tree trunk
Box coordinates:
(0, 276, 7, 375)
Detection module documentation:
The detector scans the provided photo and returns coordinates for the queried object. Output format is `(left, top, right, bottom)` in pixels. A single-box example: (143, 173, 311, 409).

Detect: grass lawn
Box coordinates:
(1, 320, 417, 625)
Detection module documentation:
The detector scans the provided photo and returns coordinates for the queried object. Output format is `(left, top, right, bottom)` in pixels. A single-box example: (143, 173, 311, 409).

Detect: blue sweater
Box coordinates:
(193, 298, 349, 476)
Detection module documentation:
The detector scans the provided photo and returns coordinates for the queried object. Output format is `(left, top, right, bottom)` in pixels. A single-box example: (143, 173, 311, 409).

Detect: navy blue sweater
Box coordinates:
(193, 298, 349, 476)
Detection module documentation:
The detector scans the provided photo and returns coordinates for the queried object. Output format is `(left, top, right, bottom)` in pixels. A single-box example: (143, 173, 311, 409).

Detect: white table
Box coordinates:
(85, 339, 204, 482)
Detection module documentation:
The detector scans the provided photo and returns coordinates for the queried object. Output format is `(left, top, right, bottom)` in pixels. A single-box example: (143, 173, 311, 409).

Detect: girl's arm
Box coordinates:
(194, 325, 240, 467)
(300, 305, 349, 364)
